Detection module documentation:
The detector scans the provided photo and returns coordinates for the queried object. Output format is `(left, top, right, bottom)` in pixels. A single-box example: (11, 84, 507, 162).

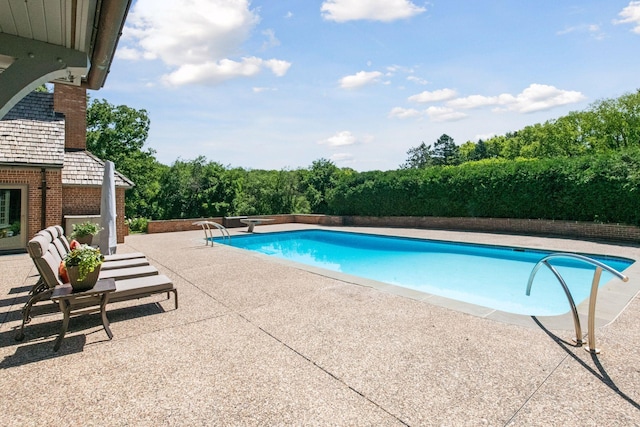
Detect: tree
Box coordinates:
(401, 142, 433, 168)
(460, 139, 492, 162)
(87, 98, 151, 160)
(432, 134, 460, 166)
(34, 84, 51, 93)
(86, 98, 163, 218)
(301, 158, 339, 213)
(156, 156, 235, 219)
(587, 90, 640, 151)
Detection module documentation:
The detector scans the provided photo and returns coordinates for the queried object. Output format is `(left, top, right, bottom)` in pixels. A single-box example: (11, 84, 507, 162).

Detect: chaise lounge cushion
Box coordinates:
(110, 274, 175, 302)
(28, 234, 64, 288)
(100, 258, 150, 270)
(99, 265, 158, 281)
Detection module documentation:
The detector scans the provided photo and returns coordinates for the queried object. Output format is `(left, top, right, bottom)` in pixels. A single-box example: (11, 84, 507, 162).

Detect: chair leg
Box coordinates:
(29, 277, 45, 295)
(165, 289, 178, 309)
(15, 287, 53, 341)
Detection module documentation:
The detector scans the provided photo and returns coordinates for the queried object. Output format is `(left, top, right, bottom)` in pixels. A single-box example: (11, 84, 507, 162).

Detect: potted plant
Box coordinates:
(9, 220, 20, 236)
(63, 244, 104, 291)
(70, 221, 103, 245)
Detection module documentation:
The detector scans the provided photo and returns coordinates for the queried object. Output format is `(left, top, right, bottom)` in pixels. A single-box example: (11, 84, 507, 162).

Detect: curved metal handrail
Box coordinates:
(193, 221, 230, 245)
(526, 253, 628, 353)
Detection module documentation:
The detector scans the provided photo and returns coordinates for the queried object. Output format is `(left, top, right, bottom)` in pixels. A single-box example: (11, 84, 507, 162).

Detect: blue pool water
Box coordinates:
(215, 230, 633, 316)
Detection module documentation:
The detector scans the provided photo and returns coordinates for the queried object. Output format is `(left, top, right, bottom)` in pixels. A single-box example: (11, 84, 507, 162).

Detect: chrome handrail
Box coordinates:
(193, 221, 230, 245)
(526, 253, 628, 353)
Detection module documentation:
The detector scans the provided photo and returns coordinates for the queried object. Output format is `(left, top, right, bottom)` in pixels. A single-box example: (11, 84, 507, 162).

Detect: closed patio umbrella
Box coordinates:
(99, 160, 117, 255)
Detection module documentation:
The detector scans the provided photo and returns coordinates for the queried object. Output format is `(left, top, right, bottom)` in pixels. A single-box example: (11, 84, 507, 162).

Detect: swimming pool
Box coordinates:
(215, 230, 634, 316)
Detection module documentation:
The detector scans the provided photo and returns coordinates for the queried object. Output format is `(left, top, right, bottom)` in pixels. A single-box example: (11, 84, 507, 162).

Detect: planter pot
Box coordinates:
(74, 234, 94, 245)
(67, 264, 102, 291)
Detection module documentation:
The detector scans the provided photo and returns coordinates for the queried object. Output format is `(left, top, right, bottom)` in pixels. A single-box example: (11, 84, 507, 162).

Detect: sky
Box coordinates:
(97, 0, 640, 171)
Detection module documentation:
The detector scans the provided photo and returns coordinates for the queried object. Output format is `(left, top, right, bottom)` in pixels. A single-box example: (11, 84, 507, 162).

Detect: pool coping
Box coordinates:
(215, 225, 640, 331)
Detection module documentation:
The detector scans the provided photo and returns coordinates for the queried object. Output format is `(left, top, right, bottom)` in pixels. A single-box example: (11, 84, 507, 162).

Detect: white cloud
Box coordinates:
(339, 71, 383, 89)
(613, 1, 640, 33)
(262, 29, 281, 49)
(407, 76, 429, 85)
(115, 46, 142, 60)
(122, 0, 291, 86)
(321, 0, 426, 22)
(447, 94, 505, 109)
(265, 59, 292, 76)
(319, 131, 358, 147)
(330, 153, 355, 163)
(162, 57, 291, 86)
(386, 64, 414, 74)
(474, 133, 497, 142)
(408, 88, 458, 103)
(388, 107, 421, 119)
(253, 87, 277, 93)
(556, 23, 605, 40)
(447, 84, 585, 113)
(425, 107, 467, 122)
(504, 84, 585, 113)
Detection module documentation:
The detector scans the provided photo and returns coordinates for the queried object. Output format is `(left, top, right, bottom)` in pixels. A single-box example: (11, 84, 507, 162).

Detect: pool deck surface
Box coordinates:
(1, 224, 639, 426)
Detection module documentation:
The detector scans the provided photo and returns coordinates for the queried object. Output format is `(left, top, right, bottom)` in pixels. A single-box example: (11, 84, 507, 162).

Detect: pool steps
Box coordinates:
(526, 253, 629, 354)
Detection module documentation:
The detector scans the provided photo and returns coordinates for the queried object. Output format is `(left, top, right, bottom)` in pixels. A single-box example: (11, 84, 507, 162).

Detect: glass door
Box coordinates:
(0, 185, 27, 252)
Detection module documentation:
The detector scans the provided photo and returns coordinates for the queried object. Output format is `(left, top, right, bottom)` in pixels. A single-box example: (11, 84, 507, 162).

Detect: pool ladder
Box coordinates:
(526, 253, 628, 353)
(193, 221, 231, 245)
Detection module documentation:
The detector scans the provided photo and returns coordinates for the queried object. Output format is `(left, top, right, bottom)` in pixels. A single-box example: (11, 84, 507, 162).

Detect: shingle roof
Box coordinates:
(0, 91, 134, 188)
(0, 92, 65, 166)
(63, 150, 134, 188)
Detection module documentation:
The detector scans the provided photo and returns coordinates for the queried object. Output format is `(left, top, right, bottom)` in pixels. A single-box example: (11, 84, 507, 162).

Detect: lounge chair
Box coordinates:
(43, 225, 147, 264)
(28, 226, 149, 294)
(16, 228, 177, 343)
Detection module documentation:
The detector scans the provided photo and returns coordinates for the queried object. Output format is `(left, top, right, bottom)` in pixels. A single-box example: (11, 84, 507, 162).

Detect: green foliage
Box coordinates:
(64, 245, 104, 281)
(70, 221, 102, 238)
(126, 217, 149, 233)
(301, 159, 340, 213)
(432, 134, 460, 166)
(462, 89, 640, 160)
(156, 156, 236, 219)
(232, 168, 309, 216)
(402, 142, 433, 168)
(10, 221, 20, 235)
(327, 150, 640, 225)
(86, 98, 164, 218)
(34, 84, 51, 93)
(402, 134, 461, 168)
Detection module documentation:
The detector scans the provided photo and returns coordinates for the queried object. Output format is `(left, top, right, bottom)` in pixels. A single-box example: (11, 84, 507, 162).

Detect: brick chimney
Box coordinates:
(53, 83, 87, 151)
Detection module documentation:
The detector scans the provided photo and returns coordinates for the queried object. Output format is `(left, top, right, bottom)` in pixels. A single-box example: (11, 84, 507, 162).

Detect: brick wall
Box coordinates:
(147, 215, 294, 233)
(62, 186, 127, 243)
(53, 83, 86, 150)
(339, 216, 640, 243)
(0, 167, 63, 239)
(146, 214, 640, 243)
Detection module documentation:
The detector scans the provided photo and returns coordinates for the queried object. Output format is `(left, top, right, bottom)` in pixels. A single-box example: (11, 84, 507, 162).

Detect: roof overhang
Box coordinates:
(0, 0, 131, 119)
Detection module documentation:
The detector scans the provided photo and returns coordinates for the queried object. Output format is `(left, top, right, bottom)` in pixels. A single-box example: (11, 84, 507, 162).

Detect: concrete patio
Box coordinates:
(1, 224, 639, 426)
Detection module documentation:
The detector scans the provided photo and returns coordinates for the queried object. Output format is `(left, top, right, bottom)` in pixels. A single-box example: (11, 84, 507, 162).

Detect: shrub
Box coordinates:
(127, 217, 149, 233)
(70, 221, 102, 239)
(326, 150, 640, 226)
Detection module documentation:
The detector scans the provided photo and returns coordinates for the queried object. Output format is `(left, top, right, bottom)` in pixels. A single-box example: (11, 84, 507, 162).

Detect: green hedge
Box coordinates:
(327, 150, 640, 226)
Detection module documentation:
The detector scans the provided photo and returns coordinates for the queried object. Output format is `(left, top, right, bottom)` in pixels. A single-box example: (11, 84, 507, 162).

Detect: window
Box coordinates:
(0, 190, 9, 228)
